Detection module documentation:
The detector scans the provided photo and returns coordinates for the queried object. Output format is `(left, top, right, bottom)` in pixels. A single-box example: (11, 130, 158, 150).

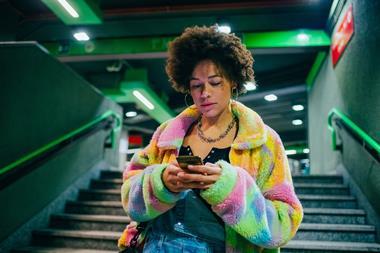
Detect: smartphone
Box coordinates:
(176, 155, 203, 173)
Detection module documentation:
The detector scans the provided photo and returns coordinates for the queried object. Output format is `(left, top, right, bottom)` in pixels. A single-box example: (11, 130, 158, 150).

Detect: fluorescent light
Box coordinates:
(264, 94, 277, 101)
(73, 32, 89, 41)
(217, 25, 231, 34)
(57, 0, 79, 18)
(292, 119, 303, 125)
(244, 81, 257, 91)
(303, 148, 310, 154)
(285, 150, 297, 155)
(133, 90, 155, 110)
(292, 104, 304, 111)
(126, 111, 137, 117)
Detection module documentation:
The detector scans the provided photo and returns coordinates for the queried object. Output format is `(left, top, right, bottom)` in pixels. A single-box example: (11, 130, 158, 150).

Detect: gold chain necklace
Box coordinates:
(197, 115, 236, 143)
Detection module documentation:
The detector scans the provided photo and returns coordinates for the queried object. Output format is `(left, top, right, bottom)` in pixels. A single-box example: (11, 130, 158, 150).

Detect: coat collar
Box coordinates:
(157, 101, 267, 150)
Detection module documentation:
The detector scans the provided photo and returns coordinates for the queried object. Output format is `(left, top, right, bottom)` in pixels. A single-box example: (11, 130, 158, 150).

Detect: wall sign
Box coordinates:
(331, 4, 354, 67)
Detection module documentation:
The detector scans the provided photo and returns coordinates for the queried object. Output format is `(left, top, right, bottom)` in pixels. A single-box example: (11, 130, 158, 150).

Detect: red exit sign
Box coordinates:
(331, 4, 354, 67)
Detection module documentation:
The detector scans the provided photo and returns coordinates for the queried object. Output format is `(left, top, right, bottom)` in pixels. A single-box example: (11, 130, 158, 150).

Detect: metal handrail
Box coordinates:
(0, 110, 122, 177)
(328, 108, 380, 155)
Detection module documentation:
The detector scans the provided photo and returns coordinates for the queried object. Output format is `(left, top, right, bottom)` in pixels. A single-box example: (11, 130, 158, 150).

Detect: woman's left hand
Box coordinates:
(177, 162, 222, 189)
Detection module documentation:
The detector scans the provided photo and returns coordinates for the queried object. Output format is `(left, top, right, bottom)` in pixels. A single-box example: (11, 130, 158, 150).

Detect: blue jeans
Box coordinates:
(143, 232, 225, 253)
(143, 190, 225, 252)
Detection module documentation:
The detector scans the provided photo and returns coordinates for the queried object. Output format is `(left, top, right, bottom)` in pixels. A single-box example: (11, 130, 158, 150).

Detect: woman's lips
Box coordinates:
(201, 103, 216, 109)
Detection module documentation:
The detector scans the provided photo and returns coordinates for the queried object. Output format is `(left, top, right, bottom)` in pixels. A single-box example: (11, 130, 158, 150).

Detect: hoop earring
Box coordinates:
(184, 93, 194, 107)
(231, 87, 239, 101)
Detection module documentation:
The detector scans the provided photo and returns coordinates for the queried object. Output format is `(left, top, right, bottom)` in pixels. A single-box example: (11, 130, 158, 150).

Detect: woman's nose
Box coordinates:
(200, 83, 211, 98)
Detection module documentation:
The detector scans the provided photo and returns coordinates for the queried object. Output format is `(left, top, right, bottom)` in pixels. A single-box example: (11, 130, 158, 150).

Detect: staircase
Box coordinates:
(283, 175, 380, 253)
(12, 172, 380, 252)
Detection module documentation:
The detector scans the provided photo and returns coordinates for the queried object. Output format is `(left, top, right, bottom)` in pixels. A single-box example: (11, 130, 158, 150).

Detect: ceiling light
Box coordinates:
(292, 119, 303, 125)
(217, 25, 231, 34)
(57, 0, 79, 18)
(303, 148, 310, 154)
(73, 32, 89, 41)
(297, 33, 309, 42)
(285, 150, 297, 155)
(264, 94, 277, 101)
(244, 81, 257, 91)
(125, 111, 137, 117)
(292, 104, 304, 111)
(133, 90, 155, 110)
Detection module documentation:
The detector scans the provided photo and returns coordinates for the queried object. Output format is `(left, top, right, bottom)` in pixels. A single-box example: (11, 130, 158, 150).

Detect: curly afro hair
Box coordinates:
(165, 25, 254, 94)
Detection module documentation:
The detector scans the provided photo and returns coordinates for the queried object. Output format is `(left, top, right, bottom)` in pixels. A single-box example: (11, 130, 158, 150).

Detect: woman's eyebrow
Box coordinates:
(190, 74, 220, 80)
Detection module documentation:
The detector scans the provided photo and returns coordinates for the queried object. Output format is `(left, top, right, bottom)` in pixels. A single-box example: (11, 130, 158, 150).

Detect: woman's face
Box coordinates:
(189, 60, 234, 119)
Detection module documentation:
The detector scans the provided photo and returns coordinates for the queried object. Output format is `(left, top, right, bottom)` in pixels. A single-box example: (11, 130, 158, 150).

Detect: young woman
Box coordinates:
(119, 25, 303, 253)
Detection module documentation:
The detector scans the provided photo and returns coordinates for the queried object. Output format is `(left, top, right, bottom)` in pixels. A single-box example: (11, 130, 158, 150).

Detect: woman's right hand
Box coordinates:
(162, 161, 185, 193)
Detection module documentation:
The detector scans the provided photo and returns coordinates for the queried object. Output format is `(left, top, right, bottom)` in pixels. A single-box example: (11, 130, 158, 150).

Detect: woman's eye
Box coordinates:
(190, 84, 202, 89)
(210, 82, 221, 86)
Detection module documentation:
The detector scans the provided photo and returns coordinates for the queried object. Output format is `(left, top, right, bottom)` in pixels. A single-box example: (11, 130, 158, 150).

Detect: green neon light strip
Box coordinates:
(41, 0, 102, 25)
(43, 36, 175, 57)
(43, 30, 330, 58)
(328, 108, 380, 152)
(243, 30, 331, 48)
(306, 52, 327, 89)
(0, 110, 122, 176)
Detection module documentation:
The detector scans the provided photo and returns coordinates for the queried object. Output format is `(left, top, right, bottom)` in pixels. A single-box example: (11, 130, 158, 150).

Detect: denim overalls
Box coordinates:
(143, 146, 230, 253)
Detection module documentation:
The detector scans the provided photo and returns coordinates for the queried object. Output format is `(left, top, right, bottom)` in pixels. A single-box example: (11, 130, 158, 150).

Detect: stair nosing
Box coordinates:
(66, 200, 122, 207)
(13, 246, 116, 253)
(283, 240, 380, 251)
(51, 213, 130, 223)
(33, 229, 120, 240)
(80, 189, 120, 194)
(294, 183, 346, 189)
(299, 223, 375, 232)
(92, 178, 123, 183)
(298, 194, 355, 200)
(293, 175, 342, 178)
(303, 208, 365, 215)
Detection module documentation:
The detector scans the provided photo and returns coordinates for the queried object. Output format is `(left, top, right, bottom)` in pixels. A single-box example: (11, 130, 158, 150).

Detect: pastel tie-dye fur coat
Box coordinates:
(121, 101, 303, 252)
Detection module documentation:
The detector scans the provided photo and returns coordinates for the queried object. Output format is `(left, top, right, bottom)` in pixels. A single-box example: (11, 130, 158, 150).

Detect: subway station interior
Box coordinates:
(1, 0, 380, 252)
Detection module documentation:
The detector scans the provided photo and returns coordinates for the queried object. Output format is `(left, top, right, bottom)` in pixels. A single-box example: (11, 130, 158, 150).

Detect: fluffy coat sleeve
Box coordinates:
(120, 122, 186, 222)
(200, 127, 303, 248)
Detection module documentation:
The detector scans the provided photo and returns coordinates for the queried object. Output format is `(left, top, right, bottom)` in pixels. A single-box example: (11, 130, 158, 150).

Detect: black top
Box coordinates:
(178, 145, 231, 164)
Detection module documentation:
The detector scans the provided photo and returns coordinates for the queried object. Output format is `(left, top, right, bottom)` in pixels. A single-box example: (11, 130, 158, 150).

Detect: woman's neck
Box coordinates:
(200, 104, 234, 130)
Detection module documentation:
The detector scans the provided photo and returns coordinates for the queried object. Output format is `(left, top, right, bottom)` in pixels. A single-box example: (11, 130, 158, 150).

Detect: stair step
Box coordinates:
(32, 229, 119, 251)
(303, 208, 366, 224)
(65, 201, 124, 216)
(50, 214, 129, 231)
(90, 179, 122, 189)
(294, 183, 349, 195)
(295, 223, 376, 242)
(292, 175, 343, 184)
(298, 195, 356, 208)
(12, 246, 115, 253)
(100, 170, 122, 180)
(78, 189, 120, 201)
(282, 240, 380, 253)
